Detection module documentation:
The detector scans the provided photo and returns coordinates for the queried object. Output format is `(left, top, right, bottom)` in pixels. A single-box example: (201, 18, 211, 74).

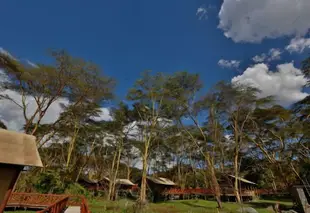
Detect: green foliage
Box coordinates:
(65, 182, 89, 196)
(0, 49, 309, 205)
(34, 170, 65, 194)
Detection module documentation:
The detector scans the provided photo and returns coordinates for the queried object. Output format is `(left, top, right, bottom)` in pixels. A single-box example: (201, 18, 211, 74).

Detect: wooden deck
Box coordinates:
(6, 193, 90, 213)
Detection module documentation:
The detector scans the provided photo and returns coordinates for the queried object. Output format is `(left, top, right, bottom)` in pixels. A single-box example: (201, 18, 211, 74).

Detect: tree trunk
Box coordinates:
(108, 151, 117, 201)
(139, 144, 149, 204)
(66, 123, 79, 170)
(177, 160, 183, 189)
(233, 150, 241, 203)
(268, 169, 278, 192)
(206, 155, 223, 208)
(126, 164, 131, 180)
(111, 147, 122, 201)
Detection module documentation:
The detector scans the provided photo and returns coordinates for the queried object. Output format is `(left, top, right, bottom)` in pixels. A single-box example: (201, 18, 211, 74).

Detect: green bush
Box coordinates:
(65, 183, 88, 196)
(34, 170, 65, 194)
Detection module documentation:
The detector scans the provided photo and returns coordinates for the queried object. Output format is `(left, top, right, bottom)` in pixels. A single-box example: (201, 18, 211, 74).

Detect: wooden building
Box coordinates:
(78, 176, 101, 192)
(136, 176, 176, 202)
(115, 179, 135, 190)
(97, 177, 135, 190)
(78, 176, 135, 198)
(219, 175, 257, 201)
(0, 129, 43, 213)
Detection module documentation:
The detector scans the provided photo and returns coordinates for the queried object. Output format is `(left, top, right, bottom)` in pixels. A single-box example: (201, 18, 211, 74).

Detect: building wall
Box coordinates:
(0, 164, 21, 205)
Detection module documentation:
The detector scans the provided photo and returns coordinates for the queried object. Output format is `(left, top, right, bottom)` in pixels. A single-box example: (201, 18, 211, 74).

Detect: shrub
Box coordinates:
(65, 183, 88, 196)
(34, 170, 65, 194)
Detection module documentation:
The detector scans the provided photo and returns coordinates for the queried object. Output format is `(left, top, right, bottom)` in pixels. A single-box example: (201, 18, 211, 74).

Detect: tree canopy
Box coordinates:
(0, 51, 309, 205)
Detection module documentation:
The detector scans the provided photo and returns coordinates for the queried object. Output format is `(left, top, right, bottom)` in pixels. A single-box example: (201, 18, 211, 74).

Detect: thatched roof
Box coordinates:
(228, 175, 256, 185)
(116, 179, 135, 186)
(102, 177, 135, 186)
(0, 129, 43, 167)
(147, 176, 176, 186)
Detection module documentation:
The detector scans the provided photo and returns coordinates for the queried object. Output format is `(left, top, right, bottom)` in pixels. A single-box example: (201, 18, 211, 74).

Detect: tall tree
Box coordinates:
(127, 71, 169, 204)
(102, 103, 136, 200)
(212, 82, 272, 203)
(163, 72, 223, 208)
(0, 50, 114, 136)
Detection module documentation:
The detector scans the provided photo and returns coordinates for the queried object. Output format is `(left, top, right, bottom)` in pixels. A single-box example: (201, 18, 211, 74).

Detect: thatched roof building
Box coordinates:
(136, 176, 176, 202)
(79, 176, 135, 192)
(0, 129, 42, 213)
(219, 174, 257, 201)
(0, 129, 42, 167)
(101, 177, 135, 190)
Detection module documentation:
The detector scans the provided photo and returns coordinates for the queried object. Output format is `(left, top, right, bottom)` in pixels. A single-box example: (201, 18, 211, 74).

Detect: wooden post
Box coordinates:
(0, 166, 22, 213)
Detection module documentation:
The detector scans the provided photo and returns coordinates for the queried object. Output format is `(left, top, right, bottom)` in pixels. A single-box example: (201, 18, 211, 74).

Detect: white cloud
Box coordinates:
(286, 37, 310, 53)
(252, 54, 267, 63)
(218, 59, 240, 69)
(196, 6, 208, 20)
(0, 89, 111, 131)
(0, 47, 18, 61)
(268, 48, 282, 61)
(25, 59, 39, 68)
(218, 0, 310, 43)
(252, 48, 282, 63)
(0, 89, 68, 131)
(90, 108, 112, 122)
(232, 63, 309, 106)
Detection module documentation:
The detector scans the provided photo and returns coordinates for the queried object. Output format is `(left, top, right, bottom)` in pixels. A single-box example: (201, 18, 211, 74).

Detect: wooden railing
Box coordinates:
(7, 193, 91, 213)
(163, 188, 214, 195)
(164, 188, 279, 196)
(7, 193, 68, 208)
(80, 197, 90, 213)
(36, 196, 69, 213)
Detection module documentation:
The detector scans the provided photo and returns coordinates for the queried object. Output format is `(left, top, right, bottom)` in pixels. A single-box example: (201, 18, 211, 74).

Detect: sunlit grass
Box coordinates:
(87, 198, 293, 213)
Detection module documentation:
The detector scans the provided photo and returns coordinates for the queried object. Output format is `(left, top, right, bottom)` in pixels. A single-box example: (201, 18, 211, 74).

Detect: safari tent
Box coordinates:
(136, 176, 176, 202)
(0, 129, 43, 213)
(78, 176, 101, 192)
(78, 176, 135, 192)
(219, 175, 257, 201)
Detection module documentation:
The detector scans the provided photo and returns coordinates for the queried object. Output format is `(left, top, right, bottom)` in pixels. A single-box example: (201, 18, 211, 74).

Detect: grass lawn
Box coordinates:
(88, 198, 293, 213)
(4, 198, 293, 213)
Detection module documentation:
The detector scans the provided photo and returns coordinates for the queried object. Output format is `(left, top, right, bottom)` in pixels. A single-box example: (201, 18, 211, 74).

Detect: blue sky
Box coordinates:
(1, 0, 309, 105)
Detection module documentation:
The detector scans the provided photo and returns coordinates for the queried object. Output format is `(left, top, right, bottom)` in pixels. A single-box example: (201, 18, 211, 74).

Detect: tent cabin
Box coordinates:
(94, 177, 135, 199)
(78, 176, 101, 192)
(114, 179, 135, 199)
(115, 179, 135, 190)
(219, 175, 257, 201)
(0, 129, 43, 213)
(136, 176, 176, 202)
(98, 177, 135, 190)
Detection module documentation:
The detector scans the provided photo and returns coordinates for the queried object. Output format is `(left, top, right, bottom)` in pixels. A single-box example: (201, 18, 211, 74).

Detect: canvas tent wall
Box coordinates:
(136, 176, 176, 202)
(78, 176, 100, 191)
(219, 174, 257, 201)
(0, 129, 43, 213)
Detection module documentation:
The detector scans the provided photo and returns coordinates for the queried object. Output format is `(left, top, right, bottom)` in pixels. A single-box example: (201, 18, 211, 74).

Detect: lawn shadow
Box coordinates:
(180, 201, 217, 211)
(248, 202, 291, 211)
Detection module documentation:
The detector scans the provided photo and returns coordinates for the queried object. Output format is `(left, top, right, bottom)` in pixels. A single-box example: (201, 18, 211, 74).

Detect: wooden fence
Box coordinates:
(6, 193, 91, 213)
(163, 188, 286, 196)
(36, 196, 69, 213)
